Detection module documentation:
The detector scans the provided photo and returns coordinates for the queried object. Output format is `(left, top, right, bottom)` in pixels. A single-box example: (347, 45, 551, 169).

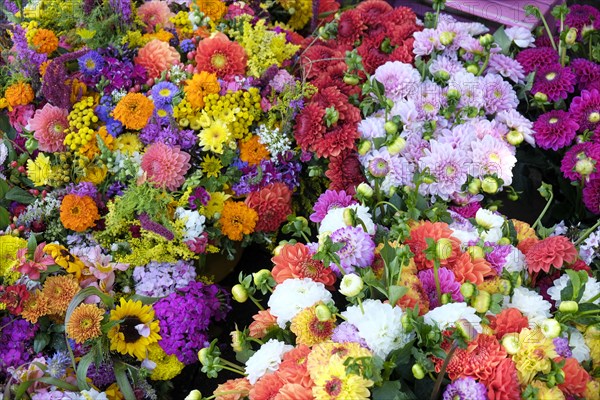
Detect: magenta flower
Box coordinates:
(533, 110, 579, 150)
(310, 189, 356, 223)
(418, 267, 463, 309)
(15, 243, 54, 281)
(570, 89, 600, 134)
(515, 47, 559, 74)
(583, 179, 600, 214)
(560, 143, 600, 181)
(531, 64, 576, 102)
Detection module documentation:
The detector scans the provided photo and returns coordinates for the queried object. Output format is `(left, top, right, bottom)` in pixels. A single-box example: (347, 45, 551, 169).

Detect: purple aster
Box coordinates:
(561, 143, 600, 181)
(151, 81, 178, 106)
(87, 361, 115, 390)
(419, 140, 469, 200)
(133, 260, 197, 298)
(482, 74, 518, 114)
(487, 53, 525, 83)
(78, 51, 104, 76)
(310, 189, 356, 223)
(107, 181, 126, 198)
(109, 0, 132, 24)
(515, 47, 559, 74)
(583, 178, 600, 214)
(0, 317, 37, 379)
(485, 243, 512, 274)
(373, 61, 421, 101)
(570, 89, 600, 133)
(330, 225, 375, 275)
(139, 120, 196, 150)
(332, 322, 369, 348)
(442, 377, 487, 400)
(533, 110, 579, 150)
(571, 58, 600, 91)
(532, 64, 577, 102)
(564, 5, 600, 38)
(553, 337, 573, 358)
(418, 267, 463, 308)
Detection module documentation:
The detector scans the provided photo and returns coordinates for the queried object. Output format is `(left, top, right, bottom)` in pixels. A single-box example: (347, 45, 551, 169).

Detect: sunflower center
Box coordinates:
(121, 316, 144, 343)
(325, 377, 343, 396)
(588, 111, 600, 123)
(211, 53, 227, 69)
(545, 72, 557, 81)
(548, 117, 558, 124)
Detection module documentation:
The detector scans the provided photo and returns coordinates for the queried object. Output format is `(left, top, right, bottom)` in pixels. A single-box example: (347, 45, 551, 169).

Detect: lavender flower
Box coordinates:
(487, 53, 525, 83)
(46, 351, 71, 379)
(109, 0, 132, 24)
(151, 82, 179, 106)
(87, 361, 115, 389)
(331, 322, 369, 348)
(442, 377, 487, 400)
(553, 337, 573, 358)
(418, 267, 463, 308)
(330, 226, 375, 275)
(139, 120, 196, 150)
(485, 243, 512, 275)
(374, 61, 421, 101)
(482, 73, 518, 114)
(138, 213, 175, 240)
(0, 317, 38, 378)
(310, 189, 356, 223)
(419, 140, 469, 200)
(188, 187, 210, 209)
(133, 260, 197, 298)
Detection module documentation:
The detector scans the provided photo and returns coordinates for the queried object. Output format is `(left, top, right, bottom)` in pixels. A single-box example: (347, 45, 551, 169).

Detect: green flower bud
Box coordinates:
(466, 64, 479, 75)
(198, 348, 210, 365)
(343, 74, 359, 85)
(401, 313, 412, 330)
(339, 274, 364, 297)
(472, 290, 491, 314)
(589, 111, 600, 124)
(343, 208, 355, 226)
(575, 158, 594, 177)
(498, 279, 512, 295)
(412, 363, 425, 380)
(231, 284, 248, 303)
(230, 330, 244, 352)
(253, 269, 272, 286)
(565, 27, 577, 45)
(467, 245, 485, 260)
(540, 318, 561, 339)
(559, 300, 578, 313)
(501, 333, 520, 355)
(468, 179, 481, 195)
(436, 238, 453, 260)
(481, 176, 499, 194)
(534, 92, 548, 102)
(356, 182, 374, 198)
(387, 136, 406, 155)
(357, 140, 372, 156)
(460, 282, 476, 299)
(506, 130, 524, 146)
(447, 88, 460, 100)
(439, 31, 456, 46)
(435, 70, 450, 81)
(315, 303, 333, 321)
(455, 318, 477, 341)
(384, 120, 399, 135)
(498, 237, 511, 245)
(185, 390, 202, 400)
(441, 292, 452, 305)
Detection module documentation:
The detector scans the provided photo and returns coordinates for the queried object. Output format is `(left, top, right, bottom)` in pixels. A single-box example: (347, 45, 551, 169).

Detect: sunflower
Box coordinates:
(219, 201, 258, 241)
(66, 303, 104, 343)
(43, 243, 85, 279)
(60, 194, 100, 232)
(184, 71, 220, 109)
(112, 93, 154, 130)
(239, 135, 270, 166)
(108, 298, 161, 360)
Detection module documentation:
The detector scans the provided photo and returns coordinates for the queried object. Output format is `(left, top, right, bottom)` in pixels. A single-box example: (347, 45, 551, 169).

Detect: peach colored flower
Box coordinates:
(135, 39, 180, 79)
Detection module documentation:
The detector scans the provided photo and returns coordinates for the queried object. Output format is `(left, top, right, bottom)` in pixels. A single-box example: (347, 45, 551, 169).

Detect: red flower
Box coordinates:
(525, 235, 579, 274)
(250, 373, 284, 400)
(355, 0, 393, 27)
(312, 62, 361, 97)
(271, 243, 336, 287)
(390, 40, 416, 65)
(488, 308, 529, 340)
(405, 221, 461, 270)
(195, 33, 247, 78)
(0, 284, 30, 315)
(336, 9, 366, 46)
(483, 358, 521, 400)
(357, 38, 388, 74)
(317, 0, 340, 24)
(325, 148, 365, 195)
(557, 357, 590, 397)
(245, 183, 292, 232)
(300, 45, 344, 80)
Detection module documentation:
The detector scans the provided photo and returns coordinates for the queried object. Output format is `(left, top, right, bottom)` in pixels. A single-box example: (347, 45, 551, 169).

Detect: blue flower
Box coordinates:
(78, 51, 104, 76)
(151, 81, 178, 106)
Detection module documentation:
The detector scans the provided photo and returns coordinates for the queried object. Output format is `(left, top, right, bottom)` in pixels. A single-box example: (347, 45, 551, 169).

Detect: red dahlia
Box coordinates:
(245, 183, 292, 232)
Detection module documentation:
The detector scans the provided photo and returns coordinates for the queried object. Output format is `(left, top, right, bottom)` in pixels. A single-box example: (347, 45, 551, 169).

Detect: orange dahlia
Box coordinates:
(245, 183, 292, 233)
(66, 303, 104, 344)
(511, 219, 538, 242)
(134, 39, 180, 79)
(239, 135, 270, 165)
(248, 309, 278, 339)
(250, 374, 284, 400)
(43, 275, 81, 315)
(184, 71, 220, 109)
(271, 242, 336, 287)
(278, 359, 313, 389)
(218, 201, 258, 241)
(450, 252, 495, 285)
(405, 221, 461, 270)
(488, 308, 529, 340)
(276, 383, 313, 400)
(4, 81, 34, 107)
(31, 28, 59, 54)
(112, 92, 155, 130)
(525, 235, 579, 274)
(194, 33, 247, 77)
(60, 194, 100, 232)
(482, 358, 521, 400)
(214, 378, 252, 400)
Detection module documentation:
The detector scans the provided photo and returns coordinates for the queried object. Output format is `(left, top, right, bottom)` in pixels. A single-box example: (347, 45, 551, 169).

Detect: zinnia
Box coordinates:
(28, 103, 68, 152)
(4, 81, 34, 107)
(112, 92, 155, 130)
(219, 201, 258, 241)
(184, 71, 220, 109)
(141, 142, 191, 191)
(525, 235, 579, 274)
(245, 183, 292, 233)
(60, 194, 100, 232)
(194, 33, 247, 78)
(135, 39, 180, 80)
(31, 28, 59, 54)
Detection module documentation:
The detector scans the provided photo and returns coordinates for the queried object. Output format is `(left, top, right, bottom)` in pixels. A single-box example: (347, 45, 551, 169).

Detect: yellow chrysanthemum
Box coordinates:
(198, 120, 231, 154)
(477, 276, 502, 294)
(307, 341, 373, 379)
(115, 133, 143, 154)
(66, 303, 104, 344)
(27, 153, 51, 187)
(290, 305, 336, 346)
(311, 357, 373, 400)
(43, 275, 81, 315)
(512, 328, 557, 385)
(200, 154, 223, 178)
(585, 379, 600, 400)
(83, 165, 108, 185)
(147, 343, 185, 380)
(218, 201, 258, 241)
(205, 191, 230, 218)
(105, 383, 125, 400)
(108, 298, 161, 360)
(43, 243, 85, 279)
(0, 236, 27, 284)
(530, 380, 565, 400)
(184, 71, 220, 109)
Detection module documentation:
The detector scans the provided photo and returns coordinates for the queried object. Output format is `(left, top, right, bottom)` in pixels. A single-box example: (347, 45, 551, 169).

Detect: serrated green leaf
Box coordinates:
(5, 186, 35, 204)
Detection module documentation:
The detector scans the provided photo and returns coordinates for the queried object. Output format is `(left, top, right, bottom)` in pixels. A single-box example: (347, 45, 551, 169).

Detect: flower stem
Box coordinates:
(532, 191, 554, 230)
(249, 295, 265, 311)
(540, 13, 558, 51)
(574, 219, 600, 246)
(430, 343, 458, 400)
(433, 258, 442, 305)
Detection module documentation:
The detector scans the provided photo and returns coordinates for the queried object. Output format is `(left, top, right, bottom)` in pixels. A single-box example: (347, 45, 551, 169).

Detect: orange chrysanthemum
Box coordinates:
(558, 357, 590, 397)
(450, 252, 495, 285)
(271, 242, 336, 287)
(250, 374, 284, 400)
(194, 33, 247, 77)
(278, 361, 313, 389)
(405, 221, 461, 270)
(66, 303, 104, 344)
(239, 135, 270, 165)
(248, 309, 278, 339)
(20, 290, 50, 324)
(218, 201, 258, 241)
(184, 71, 220, 109)
(512, 219, 538, 242)
(60, 194, 100, 232)
(214, 378, 252, 400)
(31, 29, 59, 54)
(4, 81, 34, 107)
(276, 383, 314, 400)
(43, 275, 80, 315)
(195, 0, 228, 21)
(290, 305, 336, 346)
(281, 344, 311, 368)
(112, 92, 154, 130)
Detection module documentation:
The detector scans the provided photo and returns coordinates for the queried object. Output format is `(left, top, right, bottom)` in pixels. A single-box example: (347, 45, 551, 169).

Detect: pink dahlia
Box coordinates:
(571, 58, 600, 91)
(531, 64, 576, 102)
(564, 5, 600, 38)
(134, 39, 180, 79)
(583, 179, 600, 214)
(570, 89, 600, 133)
(141, 142, 191, 191)
(28, 103, 68, 152)
(533, 110, 579, 150)
(310, 189, 357, 223)
(561, 143, 600, 181)
(136, 0, 174, 33)
(515, 47, 559, 74)
(525, 236, 578, 274)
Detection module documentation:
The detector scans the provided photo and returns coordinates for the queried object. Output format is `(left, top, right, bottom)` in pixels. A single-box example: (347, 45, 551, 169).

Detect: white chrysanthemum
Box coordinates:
(481, 227, 503, 243)
(547, 274, 600, 306)
(175, 207, 206, 241)
(244, 339, 294, 384)
(504, 287, 551, 328)
(505, 26, 535, 48)
(319, 204, 375, 236)
(67, 388, 109, 400)
(342, 299, 413, 359)
(451, 228, 480, 246)
(267, 278, 332, 328)
(423, 302, 482, 333)
(339, 274, 364, 297)
(502, 246, 526, 273)
(568, 328, 591, 363)
(475, 208, 505, 230)
(373, 61, 421, 101)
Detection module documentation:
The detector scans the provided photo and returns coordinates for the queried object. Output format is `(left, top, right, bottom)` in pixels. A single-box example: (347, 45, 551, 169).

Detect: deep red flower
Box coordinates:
(0, 284, 30, 315)
(311, 62, 361, 97)
(336, 9, 366, 46)
(355, 0, 393, 27)
(300, 45, 344, 80)
(245, 183, 292, 232)
(194, 33, 247, 77)
(317, 0, 340, 24)
(525, 235, 579, 274)
(325, 149, 365, 195)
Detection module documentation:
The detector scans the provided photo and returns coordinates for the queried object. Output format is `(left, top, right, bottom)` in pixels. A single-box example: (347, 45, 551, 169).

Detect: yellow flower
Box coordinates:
(0, 97, 9, 109)
(290, 304, 336, 346)
(147, 343, 185, 380)
(43, 275, 80, 315)
(105, 383, 125, 400)
(43, 243, 85, 279)
(585, 379, 600, 400)
(83, 165, 108, 185)
(184, 71, 220, 109)
(530, 380, 565, 400)
(27, 153, 51, 187)
(115, 133, 142, 154)
(198, 120, 231, 154)
(205, 192, 230, 218)
(277, 0, 313, 30)
(0, 236, 27, 284)
(200, 154, 222, 178)
(195, 0, 227, 21)
(512, 328, 557, 385)
(108, 298, 161, 360)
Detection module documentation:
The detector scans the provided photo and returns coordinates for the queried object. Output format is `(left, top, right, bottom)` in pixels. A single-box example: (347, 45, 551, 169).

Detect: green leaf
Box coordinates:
(37, 377, 79, 391)
(566, 269, 581, 301)
(27, 233, 38, 254)
(373, 381, 417, 400)
(388, 285, 408, 306)
(130, 293, 162, 304)
(13, 380, 36, 399)
(114, 361, 137, 400)
(5, 186, 35, 204)
(0, 207, 10, 230)
(76, 352, 94, 389)
(0, 179, 9, 198)
(493, 26, 512, 54)
(33, 332, 50, 353)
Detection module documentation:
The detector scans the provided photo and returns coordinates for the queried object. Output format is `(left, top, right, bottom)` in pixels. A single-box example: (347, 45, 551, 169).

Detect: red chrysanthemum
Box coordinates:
(271, 243, 336, 287)
(312, 62, 361, 97)
(300, 45, 344, 80)
(324, 148, 365, 195)
(250, 373, 285, 400)
(488, 308, 529, 340)
(357, 38, 388, 74)
(0, 284, 30, 315)
(405, 221, 461, 270)
(583, 178, 600, 214)
(317, 0, 340, 24)
(525, 235, 579, 274)
(557, 357, 590, 397)
(195, 33, 247, 78)
(389, 40, 416, 65)
(515, 47, 559, 74)
(517, 237, 538, 255)
(336, 9, 366, 46)
(531, 63, 576, 102)
(571, 259, 593, 275)
(483, 358, 521, 400)
(355, 0, 393, 27)
(245, 183, 292, 232)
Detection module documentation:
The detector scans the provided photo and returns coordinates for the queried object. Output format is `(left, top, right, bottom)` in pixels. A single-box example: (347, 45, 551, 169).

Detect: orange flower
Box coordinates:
(245, 183, 292, 233)
(239, 135, 270, 165)
(218, 201, 258, 241)
(512, 219, 538, 242)
(214, 378, 252, 400)
(488, 308, 529, 340)
(248, 309, 278, 339)
(31, 29, 59, 54)
(525, 235, 579, 274)
(394, 258, 429, 315)
(4, 81, 34, 107)
(194, 33, 247, 77)
(60, 194, 100, 232)
(134, 39, 180, 79)
(557, 357, 590, 397)
(250, 374, 284, 400)
(271, 242, 336, 287)
(66, 303, 104, 343)
(195, 0, 227, 21)
(43, 275, 80, 315)
(482, 358, 521, 400)
(39, 60, 51, 77)
(184, 71, 220, 109)
(20, 290, 50, 323)
(405, 221, 461, 270)
(112, 92, 154, 130)
(450, 252, 495, 285)
(275, 384, 313, 400)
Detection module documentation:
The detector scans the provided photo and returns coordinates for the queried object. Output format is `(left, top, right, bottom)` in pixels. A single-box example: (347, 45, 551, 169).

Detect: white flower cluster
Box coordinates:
(547, 274, 600, 306)
(244, 339, 293, 384)
(107, 150, 142, 179)
(504, 287, 552, 328)
(318, 204, 375, 235)
(424, 302, 482, 334)
(175, 207, 206, 241)
(474, 208, 504, 243)
(15, 191, 63, 228)
(342, 299, 414, 359)
(255, 124, 292, 160)
(267, 278, 332, 328)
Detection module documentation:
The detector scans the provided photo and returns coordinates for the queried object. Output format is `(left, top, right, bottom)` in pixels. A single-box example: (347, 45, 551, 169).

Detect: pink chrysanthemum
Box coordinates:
(487, 53, 525, 83)
(137, 0, 174, 33)
(561, 143, 600, 181)
(310, 189, 357, 223)
(525, 236, 578, 274)
(515, 47, 559, 74)
(533, 110, 579, 150)
(571, 58, 600, 91)
(134, 39, 180, 79)
(28, 103, 68, 152)
(570, 89, 600, 133)
(531, 64, 576, 102)
(141, 142, 191, 191)
(470, 135, 517, 185)
(583, 179, 600, 214)
(482, 74, 518, 114)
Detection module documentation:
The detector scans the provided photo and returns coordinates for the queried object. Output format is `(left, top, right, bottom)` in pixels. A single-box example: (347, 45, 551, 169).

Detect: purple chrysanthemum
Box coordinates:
(571, 58, 600, 91)
(373, 61, 421, 101)
(564, 5, 600, 37)
(515, 47, 559, 74)
(485, 243, 512, 275)
(429, 55, 465, 76)
(487, 53, 525, 83)
(553, 337, 573, 358)
(151, 81, 178, 106)
(531, 64, 576, 102)
(410, 80, 445, 119)
(361, 147, 414, 193)
(583, 179, 600, 214)
(442, 377, 488, 400)
(133, 260, 197, 298)
(533, 110, 579, 150)
(330, 225, 375, 275)
(331, 322, 369, 348)
(419, 140, 469, 200)
(310, 189, 357, 223)
(418, 267, 463, 308)
(570, 89, 600, 133)
(139, 120, 196, 150)
(78, 51, 104, 76)
(561, 143, 600, 181)
(482, 74, 518, 114)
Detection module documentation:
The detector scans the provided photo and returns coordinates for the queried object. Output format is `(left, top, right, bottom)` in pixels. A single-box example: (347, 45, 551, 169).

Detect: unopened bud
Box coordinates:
(559, 300, 579, 313)
(230, 330, 244, 352)
(479, 33, 494, 47)
(198, 348, 210, 365)
(412, 363, 425, 380)
(273, 241, 289, 256)
(498, 279, 512, 295)
(540, 318, 561, 339)
(387, 136, 406, 155)
(436, 238, 453, 260)
(468, 179, 481, 195)
(439, 31, 456, 46)
(231, 284, 248, 303)
(472, 290, 491, 313)
(498, 237, 511, 245)
(315, 304, 332, 321)
(447, 88, 460, 100)
(534, 92, 548, 102)
(467, 246, 485, 260)
(343, 208, 355, 226)
(455, 318, 477, 341)
(441, 293, 452, 305)
(589, 111, 600, 124)
(481, 176, 499, 194)
(384, 120, 398, 135)
(339, 274, 364, 297)
(575, 158, 594, 177)
(501, 333, 520, 355)
(506, 130, 524, 146)
(460, 282, 476, 299)
(343, 74, 359, 85)
(253, 269, 272, 286)
(356, 182, 374, 198)
(185, 390, 202, 400)
(401, 313, 412, 330)
(466, 64, 479, 75)
(565, 28, 577, 45)
(435, 70, 450, 81)
(357, 140, 372, 156)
